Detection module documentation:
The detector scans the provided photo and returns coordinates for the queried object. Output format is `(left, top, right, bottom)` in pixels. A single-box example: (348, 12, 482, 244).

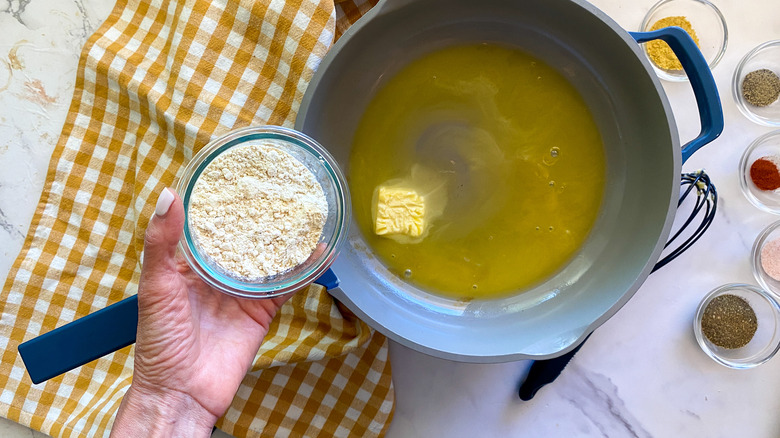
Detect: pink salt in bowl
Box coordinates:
(752, 220, 780, 297)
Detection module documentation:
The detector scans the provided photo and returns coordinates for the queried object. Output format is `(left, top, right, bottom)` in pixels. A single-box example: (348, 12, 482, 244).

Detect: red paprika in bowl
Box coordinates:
(740, 130, 780, 214)
(750, 156, 780, 191)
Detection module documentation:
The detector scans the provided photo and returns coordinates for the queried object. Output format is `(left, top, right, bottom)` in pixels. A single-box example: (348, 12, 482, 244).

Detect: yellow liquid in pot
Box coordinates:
(349, 44, 606, 299)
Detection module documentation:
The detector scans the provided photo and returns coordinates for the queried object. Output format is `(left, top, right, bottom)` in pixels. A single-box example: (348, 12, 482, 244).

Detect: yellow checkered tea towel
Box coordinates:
(0, 0, 392, 436)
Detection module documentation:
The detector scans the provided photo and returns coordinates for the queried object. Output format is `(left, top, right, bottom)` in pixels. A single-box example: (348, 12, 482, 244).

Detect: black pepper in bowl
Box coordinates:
(701, 294, 758, 349)
(742, 69, 780, 107)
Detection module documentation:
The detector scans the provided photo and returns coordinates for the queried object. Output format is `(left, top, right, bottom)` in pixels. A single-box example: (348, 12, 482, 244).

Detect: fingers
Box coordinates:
(155, 187, 175, 216)
(309, 242, 327, 263)
(143, 188, 185, 277)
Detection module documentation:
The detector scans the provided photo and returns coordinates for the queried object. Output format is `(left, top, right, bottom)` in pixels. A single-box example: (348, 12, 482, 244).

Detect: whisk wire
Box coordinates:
(652, 170, 717, 273)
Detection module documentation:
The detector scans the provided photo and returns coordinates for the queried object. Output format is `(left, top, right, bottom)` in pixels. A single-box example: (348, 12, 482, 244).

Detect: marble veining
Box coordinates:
(2, 0, 33, 26)
(2, 0, 101, 42)
(0, 207, 24, 239)
(557, 365, 651, 438)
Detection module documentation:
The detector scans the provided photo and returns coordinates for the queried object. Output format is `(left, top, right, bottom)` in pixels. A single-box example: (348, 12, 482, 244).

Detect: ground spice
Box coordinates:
(701, 294, 758, 349)
(761, 238, 780, 282)
(742, 69, 780, 107)
(646, 16, 700, 70)
(750, 156, 780, 191)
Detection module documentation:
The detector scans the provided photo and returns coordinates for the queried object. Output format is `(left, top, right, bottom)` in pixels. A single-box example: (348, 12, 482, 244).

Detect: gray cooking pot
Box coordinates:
(295, 0, 723, 362)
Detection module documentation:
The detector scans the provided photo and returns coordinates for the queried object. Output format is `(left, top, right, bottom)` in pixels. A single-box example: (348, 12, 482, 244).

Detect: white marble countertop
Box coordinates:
(2, 0, 780, 437)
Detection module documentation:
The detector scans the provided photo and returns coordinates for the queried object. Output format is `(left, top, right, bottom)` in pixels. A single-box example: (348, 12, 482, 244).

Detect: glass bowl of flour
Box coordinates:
(176, 126, 350, 298)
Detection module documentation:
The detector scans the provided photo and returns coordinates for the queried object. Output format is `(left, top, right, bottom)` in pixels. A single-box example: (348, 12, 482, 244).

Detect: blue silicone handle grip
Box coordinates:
(630, 28, 724, 163)
(18, 268, 340, 384)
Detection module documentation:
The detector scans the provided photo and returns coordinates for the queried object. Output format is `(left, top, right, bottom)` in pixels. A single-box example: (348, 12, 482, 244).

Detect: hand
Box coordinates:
(111, 188, 295, 437)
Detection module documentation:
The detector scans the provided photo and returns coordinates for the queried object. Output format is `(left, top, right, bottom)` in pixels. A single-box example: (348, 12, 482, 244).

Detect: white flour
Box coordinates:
(189, 141, 328, 281)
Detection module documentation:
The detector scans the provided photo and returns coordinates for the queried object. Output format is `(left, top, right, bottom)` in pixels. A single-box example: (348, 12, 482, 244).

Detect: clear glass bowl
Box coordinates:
(752, 220, 780, 297)
(739, 130, 780, 214)
(732, 40, 780, 126)
(694, 283, 780, 369)
(175, 126, 350, 299)
(640, 0, 727, 82)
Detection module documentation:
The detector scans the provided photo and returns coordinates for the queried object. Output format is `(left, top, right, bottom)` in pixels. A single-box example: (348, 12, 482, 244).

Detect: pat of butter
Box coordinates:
(374, 187, 425, 237)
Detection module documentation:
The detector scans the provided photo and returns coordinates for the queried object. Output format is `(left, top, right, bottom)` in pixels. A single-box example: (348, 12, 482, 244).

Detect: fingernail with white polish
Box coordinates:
(155, 188, 175, 217)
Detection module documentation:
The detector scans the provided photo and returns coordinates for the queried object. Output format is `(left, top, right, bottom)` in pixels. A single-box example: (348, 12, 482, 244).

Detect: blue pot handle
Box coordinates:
(630, 28, 723, 163)
(18, 268, 340, 384)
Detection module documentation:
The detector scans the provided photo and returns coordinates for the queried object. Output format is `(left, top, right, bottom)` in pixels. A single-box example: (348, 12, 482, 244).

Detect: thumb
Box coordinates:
(142, 187, 185, 275)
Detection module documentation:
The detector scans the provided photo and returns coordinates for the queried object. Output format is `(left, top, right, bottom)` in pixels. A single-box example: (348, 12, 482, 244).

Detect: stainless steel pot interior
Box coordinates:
(295, 0, 680, 362)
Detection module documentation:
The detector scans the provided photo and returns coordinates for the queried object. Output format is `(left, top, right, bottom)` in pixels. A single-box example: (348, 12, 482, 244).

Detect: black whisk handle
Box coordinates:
(518, 335, 590, 401)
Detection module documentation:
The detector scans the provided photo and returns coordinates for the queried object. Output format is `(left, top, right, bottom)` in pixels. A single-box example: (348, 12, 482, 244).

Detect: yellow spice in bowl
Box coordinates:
(647, 16, 700, 70)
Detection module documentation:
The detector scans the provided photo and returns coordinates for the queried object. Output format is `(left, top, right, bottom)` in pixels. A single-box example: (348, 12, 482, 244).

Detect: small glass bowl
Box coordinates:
(175, 126, 350, 299)
(732, 40, 780, 126)
(739, 130, 780, 214)
(694, 283, 780, 369)
(640, 0, 728, 82)
(751, 220, 780, 296)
